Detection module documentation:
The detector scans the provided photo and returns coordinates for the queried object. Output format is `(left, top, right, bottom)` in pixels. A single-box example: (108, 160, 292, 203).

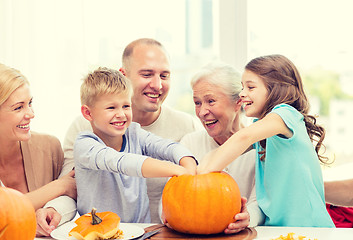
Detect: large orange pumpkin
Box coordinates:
(69, 208, 121, 240)
(162, 171, 241, 235)
(0, 187, 37, 240)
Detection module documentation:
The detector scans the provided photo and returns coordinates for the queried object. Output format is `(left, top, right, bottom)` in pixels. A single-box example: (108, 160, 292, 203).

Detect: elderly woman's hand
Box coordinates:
(224, 197, 250, 234)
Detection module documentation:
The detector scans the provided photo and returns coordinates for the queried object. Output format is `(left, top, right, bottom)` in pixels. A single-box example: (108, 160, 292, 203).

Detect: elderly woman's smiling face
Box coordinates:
(193, 79, 241, 145)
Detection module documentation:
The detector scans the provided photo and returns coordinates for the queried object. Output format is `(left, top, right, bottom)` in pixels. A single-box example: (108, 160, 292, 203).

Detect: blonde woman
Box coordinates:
(0, 63, 76, 236)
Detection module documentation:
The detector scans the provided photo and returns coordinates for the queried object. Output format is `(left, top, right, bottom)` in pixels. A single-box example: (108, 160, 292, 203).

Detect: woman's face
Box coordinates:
(0, 84, 34, 142)
(193, 80, 241, 145)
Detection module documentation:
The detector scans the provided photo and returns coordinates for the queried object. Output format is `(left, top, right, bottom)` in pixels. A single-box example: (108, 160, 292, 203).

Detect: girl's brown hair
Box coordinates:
(245, 54, 328, 164)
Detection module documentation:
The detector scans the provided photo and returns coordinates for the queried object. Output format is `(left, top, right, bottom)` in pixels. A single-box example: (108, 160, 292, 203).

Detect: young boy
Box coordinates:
(74, 67, 197, 223)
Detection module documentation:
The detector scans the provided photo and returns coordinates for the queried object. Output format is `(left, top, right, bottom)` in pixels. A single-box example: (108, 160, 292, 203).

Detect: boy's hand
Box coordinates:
(174, 165, 190, 176)
(224, 197, 250, 234)
(179, 156, 197, 175)
(142, 158, 190, 178)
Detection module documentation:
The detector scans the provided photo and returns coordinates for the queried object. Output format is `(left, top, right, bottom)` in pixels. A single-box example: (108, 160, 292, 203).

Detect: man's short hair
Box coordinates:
(122, 38, 167, 71)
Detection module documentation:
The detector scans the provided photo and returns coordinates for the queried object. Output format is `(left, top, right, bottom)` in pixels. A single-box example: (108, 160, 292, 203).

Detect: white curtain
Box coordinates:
(1, 0, 90, 142)
(1, 0, 206, 142)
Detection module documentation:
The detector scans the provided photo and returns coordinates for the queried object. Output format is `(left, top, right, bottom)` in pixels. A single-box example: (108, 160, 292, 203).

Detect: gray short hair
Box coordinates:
(190, 62, 242, 101)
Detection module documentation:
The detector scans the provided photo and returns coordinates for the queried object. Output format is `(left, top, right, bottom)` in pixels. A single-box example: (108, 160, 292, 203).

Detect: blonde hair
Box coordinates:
(80, 67, 132, 106)
(0, 63, 29, 106)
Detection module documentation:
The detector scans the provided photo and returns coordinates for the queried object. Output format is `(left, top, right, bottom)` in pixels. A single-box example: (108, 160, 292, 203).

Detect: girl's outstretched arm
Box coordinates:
(197, 113, 292, 174)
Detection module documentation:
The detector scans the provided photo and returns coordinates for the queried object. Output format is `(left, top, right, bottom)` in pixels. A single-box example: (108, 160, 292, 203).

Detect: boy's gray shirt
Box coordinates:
(74, 122, 194, 223)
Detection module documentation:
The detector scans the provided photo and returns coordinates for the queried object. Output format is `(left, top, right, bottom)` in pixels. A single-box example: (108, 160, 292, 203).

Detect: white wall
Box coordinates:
(0, 0, 209, 142)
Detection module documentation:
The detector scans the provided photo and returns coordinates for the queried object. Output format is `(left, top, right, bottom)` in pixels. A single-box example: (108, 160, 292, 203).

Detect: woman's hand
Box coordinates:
(57, 170, 77, 200)
(224, 197, 250, 234)
(26, 170, 77, 210)
(163, 197, 249, 234)
(196, 149, 217, 174)
(161, 210, 173, 230)
(174, 165, 190, 176)
(35, 207, 61, 237)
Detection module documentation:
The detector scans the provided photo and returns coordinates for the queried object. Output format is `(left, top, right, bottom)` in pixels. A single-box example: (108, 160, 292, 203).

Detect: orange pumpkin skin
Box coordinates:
(0, 187, 37, 240)
(69, 210, 121, 240)
(162, 172, 241, 235)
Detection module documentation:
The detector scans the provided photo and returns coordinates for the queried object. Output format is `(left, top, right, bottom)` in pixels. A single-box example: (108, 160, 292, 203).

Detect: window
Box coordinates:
(247, 0, 353, 179)
(0, 0, 219, 141)
(2, 0, 352, 180)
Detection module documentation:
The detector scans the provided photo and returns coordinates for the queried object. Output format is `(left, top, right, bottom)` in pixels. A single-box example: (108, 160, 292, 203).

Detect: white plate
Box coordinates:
(256, 233, 318, 240)
(50, 221, 145, 240)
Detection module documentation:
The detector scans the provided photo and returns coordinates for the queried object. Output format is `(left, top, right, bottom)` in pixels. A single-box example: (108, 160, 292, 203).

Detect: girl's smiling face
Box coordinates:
(240, 70, 269, 118)
(0, 84, 34, 142)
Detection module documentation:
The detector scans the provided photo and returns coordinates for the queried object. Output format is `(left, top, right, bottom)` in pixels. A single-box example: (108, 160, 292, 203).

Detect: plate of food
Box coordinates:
(50, 221, 145, 240)
(257, 232, 318, 240)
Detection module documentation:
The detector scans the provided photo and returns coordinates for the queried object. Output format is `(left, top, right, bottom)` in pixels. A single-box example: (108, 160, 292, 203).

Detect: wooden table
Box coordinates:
(36, 222, 353, 240)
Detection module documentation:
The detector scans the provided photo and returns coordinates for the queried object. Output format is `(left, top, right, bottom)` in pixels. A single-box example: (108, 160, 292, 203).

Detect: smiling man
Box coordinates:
(119, 38, 201, 223)
(119, 39, 171, 127)
(35, 38, 201, 234)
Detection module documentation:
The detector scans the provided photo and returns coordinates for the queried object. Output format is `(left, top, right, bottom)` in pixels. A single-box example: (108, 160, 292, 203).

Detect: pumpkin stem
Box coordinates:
(91, 208, 102, 225)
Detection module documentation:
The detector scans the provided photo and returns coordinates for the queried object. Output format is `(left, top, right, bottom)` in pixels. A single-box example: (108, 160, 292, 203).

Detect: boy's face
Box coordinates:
(88, 92, 132, 143)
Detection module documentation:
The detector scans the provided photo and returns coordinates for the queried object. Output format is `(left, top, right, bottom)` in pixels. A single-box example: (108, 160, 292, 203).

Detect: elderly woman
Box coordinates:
(0, 63, 76, 236)
(180, 62, 265, 233)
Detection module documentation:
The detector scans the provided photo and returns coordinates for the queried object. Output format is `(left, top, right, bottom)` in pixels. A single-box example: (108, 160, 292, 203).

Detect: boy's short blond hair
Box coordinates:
(80, 67, 132, 106)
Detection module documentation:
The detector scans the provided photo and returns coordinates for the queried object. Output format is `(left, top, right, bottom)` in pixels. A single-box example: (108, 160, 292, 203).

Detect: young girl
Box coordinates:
(198, 54, 335, 227)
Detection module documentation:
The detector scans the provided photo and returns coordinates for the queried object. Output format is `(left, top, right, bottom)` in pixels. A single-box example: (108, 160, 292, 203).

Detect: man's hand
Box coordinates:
(35, 207, 61, 237)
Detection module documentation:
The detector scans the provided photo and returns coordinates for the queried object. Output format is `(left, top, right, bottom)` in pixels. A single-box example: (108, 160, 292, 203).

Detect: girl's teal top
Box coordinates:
(254, 104, 334, 227)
